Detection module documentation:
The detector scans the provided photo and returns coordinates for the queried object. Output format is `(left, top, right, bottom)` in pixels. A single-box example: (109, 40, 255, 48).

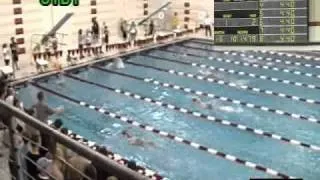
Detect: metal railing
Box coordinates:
(0, 100, 149, 180)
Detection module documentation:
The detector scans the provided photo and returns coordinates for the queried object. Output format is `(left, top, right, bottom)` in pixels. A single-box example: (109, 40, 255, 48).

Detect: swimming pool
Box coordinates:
(16, 39, 320, 180)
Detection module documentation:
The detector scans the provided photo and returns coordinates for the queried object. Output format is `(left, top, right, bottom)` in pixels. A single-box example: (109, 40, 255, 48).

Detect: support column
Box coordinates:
(143, 0, 148, 16)
(91, 0, 97, 16)
(13, 0, 25, 54)
(184, 1, 190, 29)
(309, 0, 320, 42)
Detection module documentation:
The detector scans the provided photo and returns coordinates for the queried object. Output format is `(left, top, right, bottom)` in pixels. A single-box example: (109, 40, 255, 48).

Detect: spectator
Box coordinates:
(83, 163, 97, 180)
(78, 29, 85, 59)
(18, 132, 29, 180)
(172, 12, 179, 30)
(2, 44, 10, 66)
(32, 91, 64, 150)
(0, 78, 8, 157)
(127, 160, 138, 171)
(85, 29, 92, 48)
(51, 118, 63, 130)
(66, 153, 91, 180)
(26, 135, 42, 180)
(204, 14, 213, 37)
(102, 22, 109, 52)
(37, 156, 52, 180)
(148, 20, 155, 36)
(38, 152, 64, 180)
(10, 37, 19, 71)
(56, 127, 73, 176)
(24, 108, 40, 139)
(120, 19, 128, 41)
(5, 87, 15, 105)
(32, 91, 64, 123)
(13, 97, 25, 130)
(51, 34, 58, 52)
(92, 17, 100, 44)
(128, 22, 137, 46)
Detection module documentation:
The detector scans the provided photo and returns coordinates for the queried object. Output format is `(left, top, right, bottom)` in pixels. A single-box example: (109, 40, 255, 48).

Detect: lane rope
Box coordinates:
(46, 121, 164, 180)
(179, 44, 320, 80)
(92, 66, 320, 151)
(233, 50, 320, 69)
(253, 50, 320, 62)
(145, 51, 320, 91)
(29, 81, 295, 179)
(188, 39, 320, 62)
(125, 61, 320, 124)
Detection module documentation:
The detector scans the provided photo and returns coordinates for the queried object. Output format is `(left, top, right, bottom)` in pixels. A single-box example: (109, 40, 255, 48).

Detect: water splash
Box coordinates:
(219, 106, 243, 113)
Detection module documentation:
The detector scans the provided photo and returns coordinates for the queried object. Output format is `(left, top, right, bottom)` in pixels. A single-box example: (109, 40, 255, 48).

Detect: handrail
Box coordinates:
(138, 2, 172, 25)
(0, 100, 149, 180)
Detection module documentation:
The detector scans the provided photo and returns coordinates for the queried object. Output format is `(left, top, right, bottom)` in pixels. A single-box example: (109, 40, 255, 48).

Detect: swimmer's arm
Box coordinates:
(45, 104, 64, 115)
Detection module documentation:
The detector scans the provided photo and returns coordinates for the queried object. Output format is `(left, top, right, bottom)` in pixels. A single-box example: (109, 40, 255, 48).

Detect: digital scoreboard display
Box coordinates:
(214, 0, 309, 44)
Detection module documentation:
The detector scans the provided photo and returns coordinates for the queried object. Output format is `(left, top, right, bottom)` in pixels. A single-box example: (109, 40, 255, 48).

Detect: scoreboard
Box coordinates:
(214, 0, 309, 44)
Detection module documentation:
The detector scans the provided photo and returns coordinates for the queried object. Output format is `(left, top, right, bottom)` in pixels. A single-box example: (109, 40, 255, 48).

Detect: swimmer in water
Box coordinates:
(121, 129, 155, 147)
(107, 58, 125, 69)
(198, 69, 219, 79)
(56, 72, 65, 86)
(192, 97, 213, 109)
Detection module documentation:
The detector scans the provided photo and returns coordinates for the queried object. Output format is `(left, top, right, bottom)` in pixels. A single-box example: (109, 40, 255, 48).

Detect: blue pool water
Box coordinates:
(16, 39, 320, 180)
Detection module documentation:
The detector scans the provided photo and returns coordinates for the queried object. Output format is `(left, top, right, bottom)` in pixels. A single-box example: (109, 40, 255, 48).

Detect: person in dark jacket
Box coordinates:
(148, 20, 155, 36)
(10, 37, 19, 70)
(92, 17, 100, 44)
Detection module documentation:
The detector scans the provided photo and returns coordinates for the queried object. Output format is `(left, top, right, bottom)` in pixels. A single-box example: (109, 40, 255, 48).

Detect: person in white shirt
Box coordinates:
(128, 22, 138, 46)
(204, 14, 213, 37)
(2, 44, 10, 66)
(85, 29, 92, 48)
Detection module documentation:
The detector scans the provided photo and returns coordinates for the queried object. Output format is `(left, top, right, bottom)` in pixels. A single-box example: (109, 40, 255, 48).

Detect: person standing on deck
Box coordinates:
(204, 14, 213, 37)
(92, 17, 100, 44)
(148, 20, 155, 36)
(10, 37, 19, 71)
(32, 91, 64, 151)
(102, 22, 109, 52)
(2, 44, 10, 66)
(172, 12, 179, 30)
(78, 29, 85, 59)
(120, 19, 128, 41)
(128, 22, 138, 46)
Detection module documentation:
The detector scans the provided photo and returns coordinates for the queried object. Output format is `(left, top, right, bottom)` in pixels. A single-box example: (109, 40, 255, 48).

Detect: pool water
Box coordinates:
(17, 39, 320, 180)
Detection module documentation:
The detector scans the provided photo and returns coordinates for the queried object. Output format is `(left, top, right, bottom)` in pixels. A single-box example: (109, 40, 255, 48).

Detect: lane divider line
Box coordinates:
(179, 44, 320, 80)
(125, 61, 320, 125)
(254, 50, 320, 62)
(46, 121, 164, 180)
(125, 60, 319, 106)
(145, 51, 320, 91)
(30, 81, 295, 179)
(187, 39, 320, 61)
(92, 66, 320, 151)
(233, 50, 320, 69)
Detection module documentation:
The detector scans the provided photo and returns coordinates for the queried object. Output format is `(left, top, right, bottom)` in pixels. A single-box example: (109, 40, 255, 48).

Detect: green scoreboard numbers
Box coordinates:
(214, 0, 308, 44)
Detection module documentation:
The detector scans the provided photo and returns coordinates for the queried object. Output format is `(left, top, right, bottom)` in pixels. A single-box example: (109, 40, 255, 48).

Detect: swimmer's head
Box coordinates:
(121, 130, 128, 135)
(127, 160, 137, 170)
(192, 97, 199, 102)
